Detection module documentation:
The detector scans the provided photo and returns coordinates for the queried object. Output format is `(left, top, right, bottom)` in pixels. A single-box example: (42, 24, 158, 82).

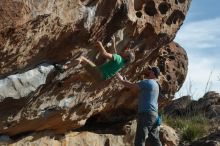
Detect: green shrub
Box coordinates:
(181, 124, 206, 142)
(190, 114, 208, 124)
(162, 114, 210, 142)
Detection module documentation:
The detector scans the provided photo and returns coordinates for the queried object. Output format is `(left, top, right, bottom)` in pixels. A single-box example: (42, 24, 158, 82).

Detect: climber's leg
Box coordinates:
(80, 56, 103, 82)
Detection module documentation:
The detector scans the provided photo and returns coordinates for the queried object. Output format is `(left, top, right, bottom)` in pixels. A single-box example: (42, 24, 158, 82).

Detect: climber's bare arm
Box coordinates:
(96, 41, 113, 60)
(111, 36, 117, 54)
(116, 73, 140, 92)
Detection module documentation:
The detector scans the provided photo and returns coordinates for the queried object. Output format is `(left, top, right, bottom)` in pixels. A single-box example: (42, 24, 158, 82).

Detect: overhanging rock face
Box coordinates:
(0, 0, 190, 136)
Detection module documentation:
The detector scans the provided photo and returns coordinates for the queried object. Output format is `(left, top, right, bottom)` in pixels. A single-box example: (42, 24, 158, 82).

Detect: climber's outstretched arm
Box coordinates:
(116, 73, 140, 92)
(111, 36, 117, 54)
(96, 41, 113, 60)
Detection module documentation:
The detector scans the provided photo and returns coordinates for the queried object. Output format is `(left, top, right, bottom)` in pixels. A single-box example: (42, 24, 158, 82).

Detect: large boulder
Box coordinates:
(0, 0, 190, 139)
(164, 95, 191, 116)
(164, 91, 220, 119)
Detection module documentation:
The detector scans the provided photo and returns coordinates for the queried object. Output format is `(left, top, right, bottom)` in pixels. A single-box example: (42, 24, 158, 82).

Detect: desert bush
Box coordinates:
(181, 123, 206, 142)
(162, 114, 210, 142)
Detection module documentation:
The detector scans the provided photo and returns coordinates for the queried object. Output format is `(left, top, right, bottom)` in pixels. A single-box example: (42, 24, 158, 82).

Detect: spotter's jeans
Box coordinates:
(134, 111, 162, 146)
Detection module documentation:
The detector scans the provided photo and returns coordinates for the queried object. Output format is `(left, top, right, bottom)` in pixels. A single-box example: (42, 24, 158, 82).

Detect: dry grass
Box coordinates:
(162, 114, 210, 143)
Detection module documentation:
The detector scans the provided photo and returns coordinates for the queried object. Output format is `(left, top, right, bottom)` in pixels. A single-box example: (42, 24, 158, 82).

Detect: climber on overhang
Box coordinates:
(55, 36, 135, 82)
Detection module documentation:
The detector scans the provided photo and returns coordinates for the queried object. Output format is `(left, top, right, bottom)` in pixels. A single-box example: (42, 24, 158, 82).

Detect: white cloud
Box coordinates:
(175, 17, 220, 50)
(175, 18, 220, 99)
(176, 57, 220, 99)
(188, 58, 216, 81)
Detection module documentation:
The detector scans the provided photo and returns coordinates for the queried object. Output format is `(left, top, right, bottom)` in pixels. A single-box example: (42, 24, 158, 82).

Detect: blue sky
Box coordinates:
(175, 0, 220, 99)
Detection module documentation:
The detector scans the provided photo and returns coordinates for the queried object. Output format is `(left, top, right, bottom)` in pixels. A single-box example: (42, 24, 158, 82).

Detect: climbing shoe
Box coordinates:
(54, 64, 65, 73)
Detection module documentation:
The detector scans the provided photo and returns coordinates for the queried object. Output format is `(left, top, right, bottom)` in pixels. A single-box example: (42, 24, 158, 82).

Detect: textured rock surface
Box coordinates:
(189, 130, 220, 146)
(164, 95, 191, 116)
(164, 91, 220, 118)
(0, 42, 188, 137)
(1, 122, 178, 146)
(0, 0, 190, 78)
(159, 124, 179, 146)
(156, 42, 188, 96)
(0, 64, 54, 100)
(0, 0, 191, 143)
